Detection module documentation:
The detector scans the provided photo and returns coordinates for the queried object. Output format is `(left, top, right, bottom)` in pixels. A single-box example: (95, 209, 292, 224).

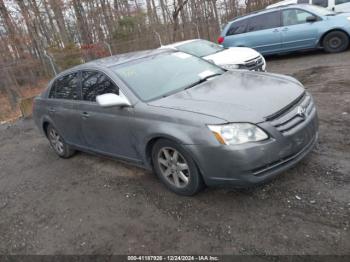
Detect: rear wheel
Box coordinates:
(152, 139, 204, 196)
(47, 124, 75, 158)
(323, 31, 349, 53)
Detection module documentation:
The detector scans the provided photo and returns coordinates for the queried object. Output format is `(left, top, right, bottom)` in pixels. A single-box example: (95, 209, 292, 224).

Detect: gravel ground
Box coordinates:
(0, 50, 349, 255)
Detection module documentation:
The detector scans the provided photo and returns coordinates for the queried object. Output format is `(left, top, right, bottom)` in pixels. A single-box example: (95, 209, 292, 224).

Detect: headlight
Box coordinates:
(347, 17, 350, 21)
(208, 123, 268, 145)
(221, 64, 240, 70)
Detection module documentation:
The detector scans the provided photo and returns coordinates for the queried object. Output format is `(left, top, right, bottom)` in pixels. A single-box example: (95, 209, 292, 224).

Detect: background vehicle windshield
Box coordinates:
(176, 40, 224, 57)
(304, 5, 336, 16)
(111, 52, 224, 101)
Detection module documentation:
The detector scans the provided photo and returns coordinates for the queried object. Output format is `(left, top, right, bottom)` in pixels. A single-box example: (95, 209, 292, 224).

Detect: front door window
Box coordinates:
(81, 71, 119, 102)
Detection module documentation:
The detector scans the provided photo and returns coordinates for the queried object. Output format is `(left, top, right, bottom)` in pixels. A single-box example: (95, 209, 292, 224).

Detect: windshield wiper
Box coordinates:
(184, 73, 222, 90)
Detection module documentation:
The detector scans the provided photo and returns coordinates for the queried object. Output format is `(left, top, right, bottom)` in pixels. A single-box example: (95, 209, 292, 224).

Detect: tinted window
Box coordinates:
(227, 20, 248, 36)
(49, 73, 79, 100)
(336, 0, 350, 5)
(297, 0, 309, 3)
(248, 12, 281, 32)
(312, 0, 328, 7)
(81, 71, 119, 102)
(283, 9, 314, 26)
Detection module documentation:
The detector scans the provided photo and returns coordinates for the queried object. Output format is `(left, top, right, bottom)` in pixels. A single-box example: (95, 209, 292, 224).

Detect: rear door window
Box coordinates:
(248, 12, 282, 32)
(297, 0, 310, 3)
(81, 71, 119, 102)
(49, 73, 79, 100)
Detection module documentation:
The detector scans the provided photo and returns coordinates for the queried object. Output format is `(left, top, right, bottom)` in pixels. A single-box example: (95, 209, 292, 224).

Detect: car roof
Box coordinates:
(62, 48, 175, 74)
(230, 4, 312, 23)
(161, 39, 201, 49)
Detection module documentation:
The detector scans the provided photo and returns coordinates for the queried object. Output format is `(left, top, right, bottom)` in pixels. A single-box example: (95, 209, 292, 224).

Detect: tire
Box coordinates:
(47, 124, 75, 158)
(323, 31, 349, 53)
(151, 139, 204, 196)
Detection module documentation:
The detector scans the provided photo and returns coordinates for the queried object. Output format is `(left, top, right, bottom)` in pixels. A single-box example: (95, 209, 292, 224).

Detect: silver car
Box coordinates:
(33, 49, 318, 196)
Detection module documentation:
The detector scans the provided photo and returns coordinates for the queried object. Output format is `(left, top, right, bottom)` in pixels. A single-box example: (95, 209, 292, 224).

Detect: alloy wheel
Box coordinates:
(49, 128, 64, 155)
(157, 147, 190, 188)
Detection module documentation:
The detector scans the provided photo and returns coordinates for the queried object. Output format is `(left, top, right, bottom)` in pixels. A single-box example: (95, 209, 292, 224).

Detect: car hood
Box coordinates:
(203, 47, 261, 65)
(148, 71, 305, 123)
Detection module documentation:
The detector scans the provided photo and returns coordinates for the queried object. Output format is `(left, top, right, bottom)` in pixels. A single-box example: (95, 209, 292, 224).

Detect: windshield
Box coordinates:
(110, 52, 224, 101)
(176, 40, 224, 57)
(304, 5, 336, 16)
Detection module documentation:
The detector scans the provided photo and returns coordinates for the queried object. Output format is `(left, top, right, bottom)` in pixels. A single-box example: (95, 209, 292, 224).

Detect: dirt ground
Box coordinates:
(0, 50, 349, 255)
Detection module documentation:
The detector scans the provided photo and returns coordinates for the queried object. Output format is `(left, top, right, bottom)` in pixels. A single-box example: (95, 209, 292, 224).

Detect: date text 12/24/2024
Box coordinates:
(127, 256, 220, 261)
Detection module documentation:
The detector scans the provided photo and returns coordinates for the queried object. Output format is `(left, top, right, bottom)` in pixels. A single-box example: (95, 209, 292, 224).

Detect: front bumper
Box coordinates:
(184, 108, 318, 187)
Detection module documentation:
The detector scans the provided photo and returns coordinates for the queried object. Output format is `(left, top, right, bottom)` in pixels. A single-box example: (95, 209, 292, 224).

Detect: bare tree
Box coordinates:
(172, 0, 189, 41)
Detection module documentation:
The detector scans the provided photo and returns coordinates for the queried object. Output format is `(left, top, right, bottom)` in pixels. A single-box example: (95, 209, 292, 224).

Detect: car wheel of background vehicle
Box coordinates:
(152, 139, 204, 196)
(47, 124, 75, 158)
(323, 31, 349, 53)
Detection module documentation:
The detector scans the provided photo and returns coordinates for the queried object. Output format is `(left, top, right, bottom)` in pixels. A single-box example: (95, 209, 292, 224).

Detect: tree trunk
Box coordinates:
(49, 0, 71, 46)
(172, 0, 189, 41)
(72, 0, 92, 45)
(0, 0, 24, 59)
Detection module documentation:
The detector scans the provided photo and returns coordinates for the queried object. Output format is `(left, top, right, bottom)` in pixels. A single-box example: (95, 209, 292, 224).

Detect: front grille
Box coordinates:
(244, 56, 264, 71)
(267, 92, 315, 135)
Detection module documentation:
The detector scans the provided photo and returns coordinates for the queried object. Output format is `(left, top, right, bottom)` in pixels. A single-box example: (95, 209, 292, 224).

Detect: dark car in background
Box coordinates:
(33, 49, 318, 195)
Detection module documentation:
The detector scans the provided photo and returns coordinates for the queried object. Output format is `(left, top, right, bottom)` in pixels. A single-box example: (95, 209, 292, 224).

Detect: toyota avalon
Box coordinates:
(33, 49, 318, 196)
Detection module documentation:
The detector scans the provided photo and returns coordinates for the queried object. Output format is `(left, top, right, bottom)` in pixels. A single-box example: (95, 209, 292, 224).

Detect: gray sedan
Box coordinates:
(33, 49, 318, 196)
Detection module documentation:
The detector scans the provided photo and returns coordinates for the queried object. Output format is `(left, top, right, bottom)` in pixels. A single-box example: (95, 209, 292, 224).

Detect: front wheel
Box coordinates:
(323, 31, 349, 53)
(152, 139, 204, 196)
(47, 124, 75, 158)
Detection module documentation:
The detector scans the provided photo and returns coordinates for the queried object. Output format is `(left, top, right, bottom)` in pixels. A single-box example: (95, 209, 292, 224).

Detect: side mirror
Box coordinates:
(306, 16, 317, 23)
(96, 93, 131, 108)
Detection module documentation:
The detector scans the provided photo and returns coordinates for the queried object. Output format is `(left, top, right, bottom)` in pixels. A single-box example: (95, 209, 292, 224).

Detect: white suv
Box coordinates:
(160, 39, 267, 72)
(267, 0, 350, 12)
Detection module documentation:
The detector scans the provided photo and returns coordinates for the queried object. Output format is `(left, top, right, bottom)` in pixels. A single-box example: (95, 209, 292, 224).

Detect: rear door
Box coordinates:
(243, 11, 283, 54)
(78, 70, 139, 161)
(281, 8, 320, 51)
(47, 72, 83, 146)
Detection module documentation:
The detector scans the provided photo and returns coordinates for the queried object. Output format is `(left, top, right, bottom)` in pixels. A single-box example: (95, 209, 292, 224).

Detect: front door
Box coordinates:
(281, 9, 319, 51)
(78, 70, 139, 161)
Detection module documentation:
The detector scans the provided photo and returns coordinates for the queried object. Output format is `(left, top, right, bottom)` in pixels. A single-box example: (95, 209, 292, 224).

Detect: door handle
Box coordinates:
(282, 28, 289, 32)
(273, 29, 279, 33)
(48, 108, 56, 113)
(81, 112, 90, 119)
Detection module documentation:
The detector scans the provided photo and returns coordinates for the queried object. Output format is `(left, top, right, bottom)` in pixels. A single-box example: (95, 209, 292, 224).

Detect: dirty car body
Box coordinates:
(33, 49, 318, 195)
